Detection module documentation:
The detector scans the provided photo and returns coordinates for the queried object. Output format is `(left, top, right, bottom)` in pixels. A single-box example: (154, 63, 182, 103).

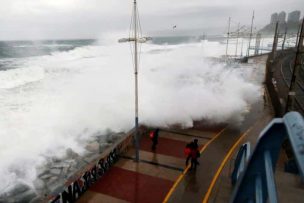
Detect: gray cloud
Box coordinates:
(0, 0, 303, 40)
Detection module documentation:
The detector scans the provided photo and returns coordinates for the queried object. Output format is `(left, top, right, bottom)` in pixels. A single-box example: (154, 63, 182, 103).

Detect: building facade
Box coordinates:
(270, 13, 278, 24)
(278, 11, 286, 24)
(287, 10, 301, 23)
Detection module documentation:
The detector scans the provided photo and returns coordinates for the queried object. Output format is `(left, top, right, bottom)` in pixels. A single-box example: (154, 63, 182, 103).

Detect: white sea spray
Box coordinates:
(0, 38, 262, 193)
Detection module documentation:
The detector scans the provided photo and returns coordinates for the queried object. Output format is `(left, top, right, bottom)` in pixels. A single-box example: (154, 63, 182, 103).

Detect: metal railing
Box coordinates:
(230, 112, 304, 203)
(231, 142, 250, 186)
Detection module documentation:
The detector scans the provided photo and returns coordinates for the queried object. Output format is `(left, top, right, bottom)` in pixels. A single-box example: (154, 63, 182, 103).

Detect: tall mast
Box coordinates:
(247, 10, 255, 56)
(133, 0, 140, 162)
(225, 17, 231, 59)
(118, 0, 150, 162)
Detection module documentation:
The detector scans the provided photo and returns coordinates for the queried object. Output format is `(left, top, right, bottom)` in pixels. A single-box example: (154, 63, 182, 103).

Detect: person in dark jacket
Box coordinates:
(186, 139, 199, 166)
(151, 128, 160, 151)
(190, 146, 200, 170)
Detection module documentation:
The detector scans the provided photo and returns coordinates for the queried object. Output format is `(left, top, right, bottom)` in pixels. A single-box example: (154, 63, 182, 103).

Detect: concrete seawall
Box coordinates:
(0, 129, 140, 203)
(46, 130, 135, 203)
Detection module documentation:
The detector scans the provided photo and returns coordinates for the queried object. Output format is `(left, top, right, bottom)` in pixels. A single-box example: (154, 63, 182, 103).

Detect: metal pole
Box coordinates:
(261, 38, 264, 54)
(133, 0, 140, 162)
(282, 25, 287, 50)
(226, 17, 231, 59)
(247, 11, 254, 57)
(296, 22, 301, 47)
(118, 1, 151, 163)
(271, 22, 279, 60)
(235, 23, 240, 57)
(265, 22, 279, 93)
(285, 18, 304, 113)
(254, 33, 261, 55)
(241, 38, 244, 57)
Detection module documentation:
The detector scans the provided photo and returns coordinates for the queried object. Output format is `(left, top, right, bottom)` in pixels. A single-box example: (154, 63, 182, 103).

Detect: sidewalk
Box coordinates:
(77, 100, 272, 203)
(77, 55, 271, 203)
(165, 101, 273, 203)
(77, 126, 222, 203)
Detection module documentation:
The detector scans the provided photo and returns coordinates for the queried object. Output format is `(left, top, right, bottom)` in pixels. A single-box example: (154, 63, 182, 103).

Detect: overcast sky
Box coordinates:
(0, 0, 303, 40)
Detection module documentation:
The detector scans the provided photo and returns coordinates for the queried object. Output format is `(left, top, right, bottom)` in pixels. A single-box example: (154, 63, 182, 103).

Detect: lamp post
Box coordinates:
(118, 0, 150, 162)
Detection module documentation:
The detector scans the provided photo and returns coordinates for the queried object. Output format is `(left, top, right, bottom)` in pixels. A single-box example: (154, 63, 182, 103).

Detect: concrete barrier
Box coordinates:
(45, 130, 134, 203)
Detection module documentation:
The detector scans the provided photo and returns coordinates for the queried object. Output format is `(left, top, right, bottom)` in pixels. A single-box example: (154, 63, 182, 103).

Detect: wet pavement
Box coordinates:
(77, 127, 219, 203)
(76, 108, 272, 203)
(76, 55, 273, 203)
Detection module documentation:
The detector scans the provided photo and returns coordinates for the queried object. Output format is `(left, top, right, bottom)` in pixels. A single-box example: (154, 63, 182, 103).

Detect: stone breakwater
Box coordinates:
(0, 131, 134, 203)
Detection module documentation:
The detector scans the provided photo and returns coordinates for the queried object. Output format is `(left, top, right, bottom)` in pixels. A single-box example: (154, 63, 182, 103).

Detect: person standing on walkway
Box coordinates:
(190, 145, 200, 170)
(151, 128, 159, 151)
(185, 139, 199, 166)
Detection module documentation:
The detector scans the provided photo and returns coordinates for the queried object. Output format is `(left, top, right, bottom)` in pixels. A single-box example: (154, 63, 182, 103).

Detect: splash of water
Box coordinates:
(0, 39, 261, 193)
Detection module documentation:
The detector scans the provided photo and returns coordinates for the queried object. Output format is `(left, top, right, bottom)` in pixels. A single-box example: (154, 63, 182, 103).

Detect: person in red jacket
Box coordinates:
(185, 139, 199, 166)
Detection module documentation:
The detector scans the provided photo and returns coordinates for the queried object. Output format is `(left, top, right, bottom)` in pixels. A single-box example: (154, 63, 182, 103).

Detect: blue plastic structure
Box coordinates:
(231, 142, 250, 185)
(230, 112, 304, 203)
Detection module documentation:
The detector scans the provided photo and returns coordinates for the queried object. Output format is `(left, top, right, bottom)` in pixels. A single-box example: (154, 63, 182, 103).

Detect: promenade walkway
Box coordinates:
(77, 55, 272, 203)
(77, 125, 222, 203)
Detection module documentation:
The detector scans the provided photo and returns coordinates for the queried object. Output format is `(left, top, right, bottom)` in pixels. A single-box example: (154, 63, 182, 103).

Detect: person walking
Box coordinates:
(151, 128, 159, 151)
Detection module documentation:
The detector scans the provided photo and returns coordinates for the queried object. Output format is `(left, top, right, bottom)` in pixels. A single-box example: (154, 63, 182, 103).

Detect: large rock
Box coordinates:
(66, 148, 79, 159)
(83, 153, 101, 163)
(85, 141, 100, 153)
(0, 183, 37, 203)
(99, 143, 111, 152)
(50, 168, 62, 176)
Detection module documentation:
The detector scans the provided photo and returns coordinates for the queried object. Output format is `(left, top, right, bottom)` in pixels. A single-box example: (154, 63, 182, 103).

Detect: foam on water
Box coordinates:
(0, 38, 261, 193)
(0, 66, 45, 89)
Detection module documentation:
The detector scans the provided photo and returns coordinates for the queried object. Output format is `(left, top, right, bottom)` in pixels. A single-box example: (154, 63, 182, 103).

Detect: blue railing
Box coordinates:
(230, 112, 304, 203)
(231, 142, 250, 186)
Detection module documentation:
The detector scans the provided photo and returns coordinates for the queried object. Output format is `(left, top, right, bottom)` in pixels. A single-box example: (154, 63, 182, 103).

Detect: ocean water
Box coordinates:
(0, 36, 261, 194)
